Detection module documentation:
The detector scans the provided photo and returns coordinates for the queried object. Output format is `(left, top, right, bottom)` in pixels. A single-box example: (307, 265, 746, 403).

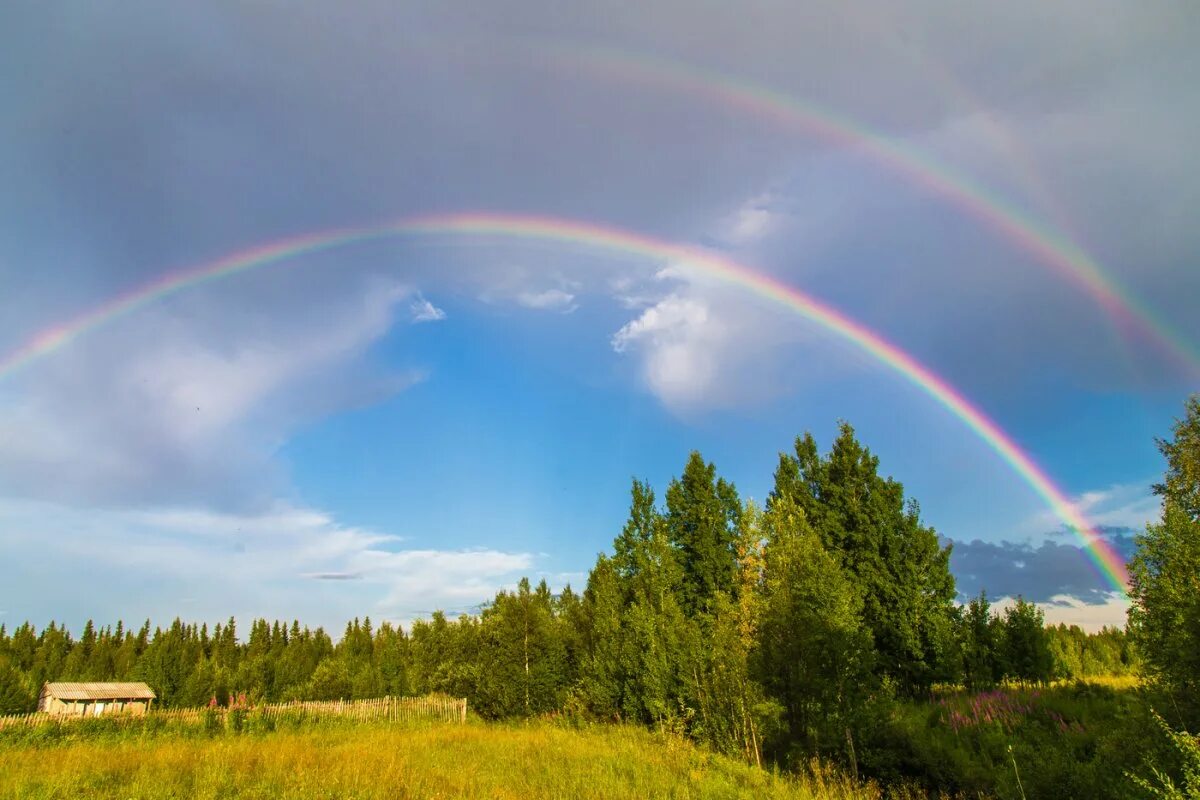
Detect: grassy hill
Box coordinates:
(0, 721, 884, 800)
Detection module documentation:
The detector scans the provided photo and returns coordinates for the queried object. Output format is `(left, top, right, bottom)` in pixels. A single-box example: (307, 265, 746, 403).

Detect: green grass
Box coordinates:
(0, 720, 884, 799)
(859, 678, 1165, 799)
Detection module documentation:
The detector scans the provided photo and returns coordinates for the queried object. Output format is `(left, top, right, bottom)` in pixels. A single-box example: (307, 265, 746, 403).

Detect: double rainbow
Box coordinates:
(565, 46, 1198, 375)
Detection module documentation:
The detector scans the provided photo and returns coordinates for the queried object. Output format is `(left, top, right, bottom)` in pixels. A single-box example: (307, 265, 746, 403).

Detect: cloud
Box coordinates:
(1025, 480, 1160, 536)
(409, 295, 447, 323)
(516, 288, 578, 313)
(947, 527, 1137, 605)
(0, 276, 421, 510)
(719, 192, 786, 246)
(607, 264, 840, 412)
(611, 293, 721, 409)
(0, 496, 536, 628)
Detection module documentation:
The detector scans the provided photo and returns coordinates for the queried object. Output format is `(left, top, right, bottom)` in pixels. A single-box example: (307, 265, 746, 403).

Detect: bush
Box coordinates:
(856, 681, 1161, 799)
(1129, 713, 1200, 799)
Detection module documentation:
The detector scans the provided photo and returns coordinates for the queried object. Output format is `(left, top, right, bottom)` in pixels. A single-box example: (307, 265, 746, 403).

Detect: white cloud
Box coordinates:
(0, 277, 418, 510)
(516, 288, 578, 313)
(1025, 479, 1160, 535)
(608, 274, 662, 310)
(611, 293, 711, 354)
(608, 266, 828, 412)
(720, 192, 784, 246)
(611, 293, 721, 409)
(410, 295, 447, 323)
(0, 497, 535, 628)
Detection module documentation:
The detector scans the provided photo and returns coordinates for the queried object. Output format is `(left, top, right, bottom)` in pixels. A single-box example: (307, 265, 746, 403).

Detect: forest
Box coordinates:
(2, 398, 1198, 798)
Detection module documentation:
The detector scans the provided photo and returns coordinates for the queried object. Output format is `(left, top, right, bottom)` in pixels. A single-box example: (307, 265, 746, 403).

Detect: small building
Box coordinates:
(38, 682, 156, 717)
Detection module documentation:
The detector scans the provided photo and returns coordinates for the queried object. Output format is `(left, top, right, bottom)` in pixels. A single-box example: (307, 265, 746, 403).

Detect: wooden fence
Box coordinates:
(0, 695, 467, 730)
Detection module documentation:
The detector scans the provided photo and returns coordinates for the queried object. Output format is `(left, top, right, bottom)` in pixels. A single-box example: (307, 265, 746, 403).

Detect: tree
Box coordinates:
(1129, 395, 1200, 724)
(772, 425, 959, 694)
(1154, 396, 1200, 522)
(999, 597, 1053, 685)
(622, 495, 695, 726)
(961, 591, 1000, 690)
(756, 492, 873, 755)
(665, 452, 739, 615)
(0, 662, 34, 715)
(691, 502, 777, 765)
(580, 555, 625, 719)
(476, 578, 568, 718)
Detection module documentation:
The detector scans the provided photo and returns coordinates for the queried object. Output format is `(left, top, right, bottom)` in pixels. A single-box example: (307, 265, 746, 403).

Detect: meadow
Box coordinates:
(0, 719, 886, 800)
(1, 678, 1185, 800)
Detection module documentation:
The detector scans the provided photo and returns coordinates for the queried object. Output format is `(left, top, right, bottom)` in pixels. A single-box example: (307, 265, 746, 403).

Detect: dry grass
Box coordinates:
(0, 720, 884, 799)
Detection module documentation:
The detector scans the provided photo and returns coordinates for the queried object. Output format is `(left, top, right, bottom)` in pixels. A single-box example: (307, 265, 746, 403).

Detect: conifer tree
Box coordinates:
(666, 452, 739, 615)
(580, 554, 625, 719)
(772, 425, 958, 694)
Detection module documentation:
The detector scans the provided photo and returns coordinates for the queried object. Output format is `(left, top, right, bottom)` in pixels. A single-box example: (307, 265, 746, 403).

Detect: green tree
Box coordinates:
(580, 554, 625, 719)
(0, 662, 35, 715)
(756, 492, 873, 755)
(665, 452, 739, 615)
(691, 502, 778, 765)
(373, 622, 411, 697)
(476, 578, 568, 718)
(999, 597, 1053, 684)
(961, 591, 1000, 689)
(773, 425, 958, 694)
(615, 479, 696, 725)
(1129, 396, 1200, 724)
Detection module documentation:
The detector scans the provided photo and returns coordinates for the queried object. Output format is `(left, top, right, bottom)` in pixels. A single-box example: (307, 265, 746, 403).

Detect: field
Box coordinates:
(2, 679, 1177, 799)
(0, 721, 884, 800)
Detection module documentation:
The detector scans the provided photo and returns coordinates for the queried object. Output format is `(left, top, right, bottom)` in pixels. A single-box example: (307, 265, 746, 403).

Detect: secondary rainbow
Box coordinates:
(562, 46, 1198, 375)
(0, 211, 1129, 591)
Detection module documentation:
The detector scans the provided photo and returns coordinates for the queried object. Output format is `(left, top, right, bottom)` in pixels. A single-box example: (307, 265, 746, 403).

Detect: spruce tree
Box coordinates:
(772, 424, 958, 694)
(665, 452, 739, 615)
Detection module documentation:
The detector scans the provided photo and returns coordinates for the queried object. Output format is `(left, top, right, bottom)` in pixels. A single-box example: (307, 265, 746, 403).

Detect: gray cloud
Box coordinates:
(2, 1, 1195, 404)
(947, 527, 1137, 605)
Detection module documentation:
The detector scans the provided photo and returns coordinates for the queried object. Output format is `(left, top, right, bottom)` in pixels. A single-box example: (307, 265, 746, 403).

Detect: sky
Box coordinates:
(1, 1, 1197, 634)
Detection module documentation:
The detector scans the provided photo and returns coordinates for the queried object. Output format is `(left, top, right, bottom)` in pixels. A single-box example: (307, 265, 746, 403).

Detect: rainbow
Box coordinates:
(562, 46, 1199, 376)
(837, 8, 1079, 236)
(0, 211, 1130, 591)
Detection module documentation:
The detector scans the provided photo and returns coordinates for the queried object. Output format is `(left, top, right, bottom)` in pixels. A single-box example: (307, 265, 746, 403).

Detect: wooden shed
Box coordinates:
(38, 682, 156, 717)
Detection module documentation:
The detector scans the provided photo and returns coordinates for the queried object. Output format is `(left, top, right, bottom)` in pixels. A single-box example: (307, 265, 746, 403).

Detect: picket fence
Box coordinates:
(0, 695, 467, 730)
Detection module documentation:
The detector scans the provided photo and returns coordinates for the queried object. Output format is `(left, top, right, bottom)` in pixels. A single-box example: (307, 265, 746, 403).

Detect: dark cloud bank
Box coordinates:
(946, 527, 1137, 605)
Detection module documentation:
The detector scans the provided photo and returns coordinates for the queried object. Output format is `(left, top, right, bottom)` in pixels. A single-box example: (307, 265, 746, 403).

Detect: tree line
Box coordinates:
(1, 419, 1157, 764)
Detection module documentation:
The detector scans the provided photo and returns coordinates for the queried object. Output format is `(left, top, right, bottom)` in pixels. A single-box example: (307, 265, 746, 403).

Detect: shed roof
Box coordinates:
(42, 682, 156, 701)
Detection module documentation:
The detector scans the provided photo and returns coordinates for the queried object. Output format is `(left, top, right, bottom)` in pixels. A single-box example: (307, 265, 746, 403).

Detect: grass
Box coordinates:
(860, 678, 1161, 799)
(0, 720, 884, 799)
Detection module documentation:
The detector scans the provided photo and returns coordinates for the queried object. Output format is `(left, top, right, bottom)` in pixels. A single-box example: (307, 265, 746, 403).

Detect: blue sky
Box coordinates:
(1, 1, 1196, 632)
